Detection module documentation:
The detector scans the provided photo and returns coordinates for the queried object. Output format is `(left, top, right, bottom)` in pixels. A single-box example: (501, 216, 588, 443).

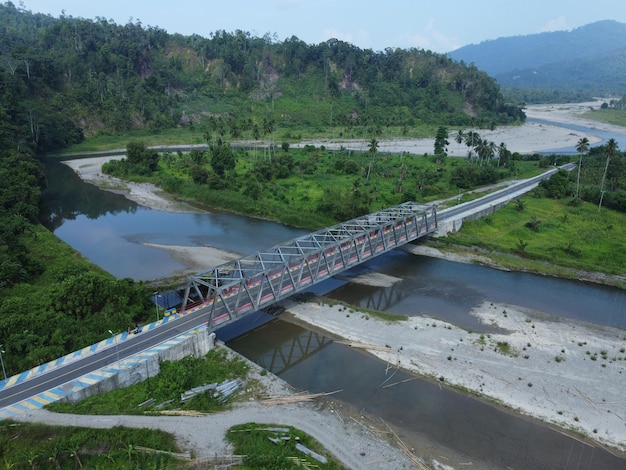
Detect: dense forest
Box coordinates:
(0, 1, 522, 152)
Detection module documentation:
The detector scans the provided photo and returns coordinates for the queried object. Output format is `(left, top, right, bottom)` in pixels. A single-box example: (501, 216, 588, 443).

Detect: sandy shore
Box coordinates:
(62, 155, 201, 213)
(285, 300, 626, 454)
(293, 101, 624, 156)
(143, 242, 243, 272)
(53, 104, 626, 464)
(294, 119, 603, 156)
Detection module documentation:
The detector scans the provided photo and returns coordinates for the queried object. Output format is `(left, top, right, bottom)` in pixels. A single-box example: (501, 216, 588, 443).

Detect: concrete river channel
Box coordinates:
(41, 156, 626, 469)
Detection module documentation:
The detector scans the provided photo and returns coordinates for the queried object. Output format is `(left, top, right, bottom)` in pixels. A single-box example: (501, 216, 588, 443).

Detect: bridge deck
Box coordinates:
(181, 202, 437, 329)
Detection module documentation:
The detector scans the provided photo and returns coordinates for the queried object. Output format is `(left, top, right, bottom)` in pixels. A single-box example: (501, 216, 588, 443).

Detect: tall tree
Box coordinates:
(366, 137, 379, 181)
(454, 129, 465, 155)
(575, 137, 589, 199)
(433, 126, 449, 164)
(464, 131, 481, 161)
(497, 142, 509, 168)
(598, 138, 618, 212)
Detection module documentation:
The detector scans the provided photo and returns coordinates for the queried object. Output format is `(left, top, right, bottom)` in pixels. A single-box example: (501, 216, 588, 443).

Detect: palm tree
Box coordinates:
(464, 131, 481, 162)
(575, 137, 589, 199)
(366, 137, 379, 181)
(454, 130, 465, 155)
(598, 138, 618, 212)
(497, 142, 508, 168)
(476, 138, 490, 165)
(487, 141, 496, 164)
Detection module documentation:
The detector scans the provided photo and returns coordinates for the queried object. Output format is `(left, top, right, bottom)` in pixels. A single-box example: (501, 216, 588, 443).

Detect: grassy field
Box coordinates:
(0, 421, 182, 469)
(52, 123, 441, 155)
(227, 423, 346, 469)
(581, 108, 626, 127)
(438, 195, 626, 281)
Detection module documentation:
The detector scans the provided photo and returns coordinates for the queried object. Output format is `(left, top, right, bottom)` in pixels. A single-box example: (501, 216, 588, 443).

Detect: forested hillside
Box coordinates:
(0, 1, 522, 155)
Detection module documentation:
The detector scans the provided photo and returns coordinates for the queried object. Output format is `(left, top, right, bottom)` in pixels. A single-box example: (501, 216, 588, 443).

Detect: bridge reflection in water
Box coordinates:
(228, 320, 333, 376)
(182, 202, 437, 330)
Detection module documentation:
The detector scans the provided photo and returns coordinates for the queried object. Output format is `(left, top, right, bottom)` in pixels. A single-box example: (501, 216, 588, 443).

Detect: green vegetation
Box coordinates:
(0, 224, 153, 375)
(0, 146, 155, 376)
(97, 140, 546, 230)
(439, 193, 626, 278)
(495, 341, 516, 356)
(0, 2, 522, 155)
(0, 421, 182, 469)
(47, 348, 250, 415)
(582, 107, 626, 128)
(227, 423, 345, 470)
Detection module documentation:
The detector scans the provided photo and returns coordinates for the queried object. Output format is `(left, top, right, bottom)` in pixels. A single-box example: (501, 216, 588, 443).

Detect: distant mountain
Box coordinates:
(448, 20, 626, 95)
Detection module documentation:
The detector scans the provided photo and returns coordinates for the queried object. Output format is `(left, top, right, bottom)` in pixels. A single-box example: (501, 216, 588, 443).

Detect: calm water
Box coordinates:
(229, 320, 623, 469)
(528, 117, 626, 154)
(41, 159, 308, 279)
(41, 152, 626, 469)
(330, 250, 626, 330)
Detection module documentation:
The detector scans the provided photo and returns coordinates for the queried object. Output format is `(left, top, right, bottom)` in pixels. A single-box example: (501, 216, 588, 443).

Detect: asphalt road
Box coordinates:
(0, 306, 212, 409)
(440, 164, 574, 220)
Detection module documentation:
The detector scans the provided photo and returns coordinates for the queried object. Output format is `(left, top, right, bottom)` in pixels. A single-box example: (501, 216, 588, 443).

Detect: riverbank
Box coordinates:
(284, 299, 626, 455)
(18, 377, 418, 469)
(61, 100, 616, 215)
(62, 155, 201, 213)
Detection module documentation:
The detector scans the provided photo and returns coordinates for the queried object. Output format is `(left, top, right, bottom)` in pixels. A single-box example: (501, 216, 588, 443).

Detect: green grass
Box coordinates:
(582, 108, 626, 128)
(0, 421, 182, 469)
(226, 423, 346, 469)
(52, 122, 441, 156)
(438, 195, 626, 279)
(46, 347, 251, 415)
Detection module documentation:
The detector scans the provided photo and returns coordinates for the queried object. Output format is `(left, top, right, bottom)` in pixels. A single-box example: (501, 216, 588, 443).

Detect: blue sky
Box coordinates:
(19, 0, 626, 53)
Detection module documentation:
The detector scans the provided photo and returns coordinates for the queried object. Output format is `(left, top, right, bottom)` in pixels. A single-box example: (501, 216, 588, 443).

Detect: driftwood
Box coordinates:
(260, 390, 342, 406)
(335, 340, 392, 351)
(382, 420, 432, 470)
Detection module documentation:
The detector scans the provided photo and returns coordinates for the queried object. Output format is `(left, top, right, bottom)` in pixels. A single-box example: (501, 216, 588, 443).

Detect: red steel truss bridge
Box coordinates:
(181, 202, 437, 329)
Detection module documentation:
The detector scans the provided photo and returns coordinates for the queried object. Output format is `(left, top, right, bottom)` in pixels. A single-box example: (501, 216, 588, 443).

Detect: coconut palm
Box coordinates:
(575, 137, 589, 198)
(598, 138, 618, 212)
(497, 142, 509, 168)
(476, 138, 493, 165)
(464, 131, 481, 162)
(454, 129, 465, 154)
(366, 137, 379, 181)
(487, 141, 496, 164)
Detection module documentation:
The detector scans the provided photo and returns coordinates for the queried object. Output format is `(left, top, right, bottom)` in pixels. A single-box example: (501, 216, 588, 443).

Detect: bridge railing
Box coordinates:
(181, 202, 437, 329)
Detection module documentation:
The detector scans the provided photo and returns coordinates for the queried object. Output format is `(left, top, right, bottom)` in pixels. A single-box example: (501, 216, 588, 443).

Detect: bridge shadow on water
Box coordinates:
(227, 318, 625, 469)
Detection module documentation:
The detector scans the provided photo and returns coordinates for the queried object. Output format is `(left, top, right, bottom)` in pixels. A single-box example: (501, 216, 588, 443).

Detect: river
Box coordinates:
(40, 136, 626, 468)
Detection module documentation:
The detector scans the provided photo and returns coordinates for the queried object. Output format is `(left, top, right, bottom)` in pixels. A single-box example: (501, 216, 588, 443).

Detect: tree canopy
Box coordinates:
(0, 1, 523, 150)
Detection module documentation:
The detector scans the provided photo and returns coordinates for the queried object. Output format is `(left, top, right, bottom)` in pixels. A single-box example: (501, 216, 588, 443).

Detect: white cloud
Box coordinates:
(401, 19, 462, 53)
(539, 16, 568, 33)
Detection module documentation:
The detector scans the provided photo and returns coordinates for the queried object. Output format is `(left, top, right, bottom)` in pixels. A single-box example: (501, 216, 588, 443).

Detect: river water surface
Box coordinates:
(41, 153, 626, 468)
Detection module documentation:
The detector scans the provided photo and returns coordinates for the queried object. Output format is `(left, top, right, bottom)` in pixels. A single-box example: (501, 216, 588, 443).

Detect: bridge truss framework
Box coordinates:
(181, 202, 437, 329)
